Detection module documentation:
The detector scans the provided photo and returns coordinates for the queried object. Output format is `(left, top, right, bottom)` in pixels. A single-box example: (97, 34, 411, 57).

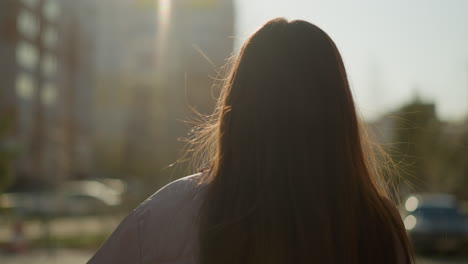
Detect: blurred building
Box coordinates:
(92, 0, 162, 178)
(368, 113, 397, 144)
(369, 101, 437, 144)
(165, 0, 235, 113)
(159, 0, 236, 173)
(0, 0, 96, 189)
(92, 0, 235, 183)
(56, 0, 97, 180)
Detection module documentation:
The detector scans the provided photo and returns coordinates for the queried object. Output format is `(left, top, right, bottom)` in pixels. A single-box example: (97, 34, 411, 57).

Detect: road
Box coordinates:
(0, 249, 92, 264)
(0, 215, 123, 242)
(417, 256, 468, 264)
(1, 250, 467, 264)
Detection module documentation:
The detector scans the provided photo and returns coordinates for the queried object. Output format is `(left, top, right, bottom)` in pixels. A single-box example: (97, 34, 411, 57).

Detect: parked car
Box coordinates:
(1, 191, 59, 218)
(3, 179, 125, 218)
(402, 193, 468, 252)
(57, 180, 123, 216)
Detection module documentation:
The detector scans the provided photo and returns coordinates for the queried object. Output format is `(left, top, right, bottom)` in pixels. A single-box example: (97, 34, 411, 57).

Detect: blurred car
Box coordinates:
(57, 180, 123, 216)
(2, 179, 125, 218)
(402, 193, 468, 252)
(0, 191, 58, 218)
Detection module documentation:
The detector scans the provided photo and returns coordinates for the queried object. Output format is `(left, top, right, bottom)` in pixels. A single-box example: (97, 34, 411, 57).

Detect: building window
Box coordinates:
(135, 0, 157, 9)
(43, 27, 58, 48)
(188, 0, 220, 9)
(43, 0, 60, 22)
(41, 54, 57, 77)
(16, 73, 36, 100)
(42, 82, 57, 105)
(21, 0, 39, 8)
(16, 41, 39, 70)
(17, 9, 39, 39)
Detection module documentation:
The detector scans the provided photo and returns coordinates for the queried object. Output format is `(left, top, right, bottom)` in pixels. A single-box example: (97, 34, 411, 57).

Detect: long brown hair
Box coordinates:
(190, 18, 413, 264)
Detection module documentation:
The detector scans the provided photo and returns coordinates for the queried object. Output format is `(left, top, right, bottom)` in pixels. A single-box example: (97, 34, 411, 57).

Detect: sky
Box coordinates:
(234, 0, 468, 121)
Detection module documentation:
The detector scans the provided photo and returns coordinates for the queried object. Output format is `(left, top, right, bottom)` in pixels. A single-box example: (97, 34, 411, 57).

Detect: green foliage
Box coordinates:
(391, 97, 468, 196)
(437, 128, 468, 199)
(392, 98, 439, 191)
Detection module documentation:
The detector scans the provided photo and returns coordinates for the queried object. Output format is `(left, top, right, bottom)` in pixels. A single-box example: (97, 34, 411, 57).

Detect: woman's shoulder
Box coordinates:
(135, 173, 205, 213)
(88, 173, 206, 264)
(132, 172, 208, 229)
(134, 173, 206, 261)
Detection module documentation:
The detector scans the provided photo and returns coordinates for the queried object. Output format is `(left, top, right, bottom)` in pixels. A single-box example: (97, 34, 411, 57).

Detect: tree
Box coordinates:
(434, 123, 468, 199)
(391, 97, 441, 192)
(391, 97, 468, 197)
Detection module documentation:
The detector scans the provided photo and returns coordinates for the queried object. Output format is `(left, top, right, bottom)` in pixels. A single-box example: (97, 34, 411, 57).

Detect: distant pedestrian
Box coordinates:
(8, 221, 28, 253)
(88, 18, 414, 264)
